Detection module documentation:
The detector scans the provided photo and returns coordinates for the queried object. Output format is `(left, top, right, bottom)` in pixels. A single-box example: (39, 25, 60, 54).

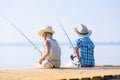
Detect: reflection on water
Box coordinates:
(0, 42, 120, 70)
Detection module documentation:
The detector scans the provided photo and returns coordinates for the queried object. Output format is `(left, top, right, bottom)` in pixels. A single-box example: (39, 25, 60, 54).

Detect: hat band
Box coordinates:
(77, 31, 88, 35)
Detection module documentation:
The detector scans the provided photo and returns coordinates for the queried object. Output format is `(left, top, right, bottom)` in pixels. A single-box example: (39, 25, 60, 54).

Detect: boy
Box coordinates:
(74, 24, 95, 67)
(38, 26, 61, 68)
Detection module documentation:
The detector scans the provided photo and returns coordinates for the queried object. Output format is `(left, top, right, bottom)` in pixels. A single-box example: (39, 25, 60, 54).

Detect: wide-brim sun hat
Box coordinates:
(38, 26, 55, 36)
(74, 24, 92, 37)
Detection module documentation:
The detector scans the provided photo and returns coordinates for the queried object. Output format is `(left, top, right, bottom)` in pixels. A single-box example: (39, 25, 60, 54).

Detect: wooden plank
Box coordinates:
(69, 78, 79, 80)
(0, 66, 120, 80)
(92, 76, 102, 80)
(81, 77, 91, 80)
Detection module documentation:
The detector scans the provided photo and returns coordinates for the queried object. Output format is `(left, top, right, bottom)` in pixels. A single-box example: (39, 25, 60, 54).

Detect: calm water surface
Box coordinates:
(0, 43, 120, 70)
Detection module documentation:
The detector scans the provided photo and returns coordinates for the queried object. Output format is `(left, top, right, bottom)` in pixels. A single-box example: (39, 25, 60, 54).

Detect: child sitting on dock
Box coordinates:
(37, 26, 61, 68)
(74, 24, 95, 67)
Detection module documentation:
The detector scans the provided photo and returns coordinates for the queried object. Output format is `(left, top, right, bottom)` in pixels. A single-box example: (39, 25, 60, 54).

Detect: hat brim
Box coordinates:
(38, 29, 54, 36)
(74, 27, 92, 37)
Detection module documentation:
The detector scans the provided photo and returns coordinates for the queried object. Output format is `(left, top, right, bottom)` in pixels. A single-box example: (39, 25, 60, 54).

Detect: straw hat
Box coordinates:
(38, 26, 54, 36)
(74, 24, 92, 37)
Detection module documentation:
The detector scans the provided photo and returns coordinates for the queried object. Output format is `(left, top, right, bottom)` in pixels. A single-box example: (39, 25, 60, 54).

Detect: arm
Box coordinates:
(74, 48, 80, 62)
(39, 40, 51, 64)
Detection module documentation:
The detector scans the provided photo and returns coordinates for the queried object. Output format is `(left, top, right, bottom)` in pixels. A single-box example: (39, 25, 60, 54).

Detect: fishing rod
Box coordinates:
(57, 19, 74, 49)
(57, 19, 76, 60)
(4, 16, 55, 67)
(4, 16, 42, 54)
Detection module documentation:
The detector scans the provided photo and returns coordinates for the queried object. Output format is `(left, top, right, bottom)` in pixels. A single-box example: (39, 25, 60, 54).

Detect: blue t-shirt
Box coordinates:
(75, 37, 95, 67)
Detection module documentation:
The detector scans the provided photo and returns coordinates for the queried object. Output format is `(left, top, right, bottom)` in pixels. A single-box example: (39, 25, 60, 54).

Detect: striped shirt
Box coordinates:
(75, 37, 95, 67)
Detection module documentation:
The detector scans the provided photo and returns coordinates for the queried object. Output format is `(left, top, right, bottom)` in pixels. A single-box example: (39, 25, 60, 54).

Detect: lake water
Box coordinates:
(0, 43, 120, 70)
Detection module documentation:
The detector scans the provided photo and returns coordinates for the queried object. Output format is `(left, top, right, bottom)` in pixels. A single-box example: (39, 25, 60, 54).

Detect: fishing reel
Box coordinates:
(70, 54, 76, 61)
(69, 54, 81, 68)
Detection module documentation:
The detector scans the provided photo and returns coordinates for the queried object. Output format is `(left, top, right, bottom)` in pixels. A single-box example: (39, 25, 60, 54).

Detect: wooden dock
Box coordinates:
(0, 65, 120, 80)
